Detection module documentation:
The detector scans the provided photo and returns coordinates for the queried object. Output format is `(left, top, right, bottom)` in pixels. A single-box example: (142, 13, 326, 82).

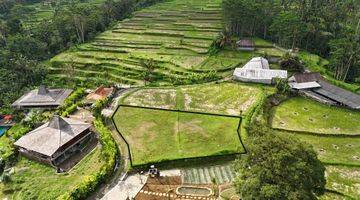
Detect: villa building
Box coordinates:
(12, 85, 72, 110)
(14, 115, 95, 167)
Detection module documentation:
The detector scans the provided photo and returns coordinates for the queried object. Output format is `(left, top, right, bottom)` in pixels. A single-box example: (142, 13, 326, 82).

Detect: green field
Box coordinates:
(271, 97, 360, 135)
(48, 0, 286, 85)
(113, 106, 243, 166)
(122, 82, 265, 115)
(0, 147, 104, 199)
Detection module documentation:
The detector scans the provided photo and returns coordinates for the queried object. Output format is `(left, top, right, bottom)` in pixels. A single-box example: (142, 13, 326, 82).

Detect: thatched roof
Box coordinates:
(14, 116, 91, 157)
(12, 86, 72, 109)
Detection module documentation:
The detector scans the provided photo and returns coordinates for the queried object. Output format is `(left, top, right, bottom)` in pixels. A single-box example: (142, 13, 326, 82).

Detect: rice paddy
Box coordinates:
(121, 82, 265, 116)
(271, 97, 360, 135)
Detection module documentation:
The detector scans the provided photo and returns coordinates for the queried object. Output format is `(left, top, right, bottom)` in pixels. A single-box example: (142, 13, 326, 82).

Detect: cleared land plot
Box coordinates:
(0, 147, 104, 199)
(121, 83, 263, 115)
(113, 106, 243, 166)
(271, 97, 360, 135)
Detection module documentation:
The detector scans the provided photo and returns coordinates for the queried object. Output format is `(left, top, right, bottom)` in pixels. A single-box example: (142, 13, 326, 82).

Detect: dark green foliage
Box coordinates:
(222, 0, 359, 82)
(280, 53, 304, 73)
(234, 129, 326, 200)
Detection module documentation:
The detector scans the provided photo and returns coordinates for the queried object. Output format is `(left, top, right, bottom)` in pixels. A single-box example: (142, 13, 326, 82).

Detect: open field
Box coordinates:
(0, 147, 104, 199)
(121, 82, 266, 115)
(113, 106, 243, 166)
(271, 97, 360, 135)
(48, 0, 286, 86)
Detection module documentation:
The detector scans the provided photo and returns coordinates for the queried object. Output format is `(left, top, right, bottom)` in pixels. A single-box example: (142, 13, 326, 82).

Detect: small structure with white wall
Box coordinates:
(233, 57, 288, 84)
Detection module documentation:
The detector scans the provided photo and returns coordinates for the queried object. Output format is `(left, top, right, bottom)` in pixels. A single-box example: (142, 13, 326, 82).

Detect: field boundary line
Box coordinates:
(111, 104, 247, 168)
(272, 127, 360, 138)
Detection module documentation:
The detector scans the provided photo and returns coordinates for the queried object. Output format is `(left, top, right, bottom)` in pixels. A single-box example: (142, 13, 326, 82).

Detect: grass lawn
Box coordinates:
(276, 131, 360, 166)
(271, 97, 360, 135)
(0, 147, 104, 199)
(121, 82, 265, 116)
(113, 106, 243, 166)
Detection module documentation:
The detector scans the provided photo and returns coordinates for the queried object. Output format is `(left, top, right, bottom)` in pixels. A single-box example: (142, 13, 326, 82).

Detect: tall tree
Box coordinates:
(234, 129, 326, 200)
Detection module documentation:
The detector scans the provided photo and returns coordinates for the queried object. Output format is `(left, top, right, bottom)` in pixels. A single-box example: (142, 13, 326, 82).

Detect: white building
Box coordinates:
(233, 57, 287, 84)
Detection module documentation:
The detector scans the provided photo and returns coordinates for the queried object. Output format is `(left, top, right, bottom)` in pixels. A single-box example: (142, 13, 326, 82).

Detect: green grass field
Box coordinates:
(0, 147, 104, 199)
(121, 82, 265, 115)
(271, 97, 360, 135)
(113, 106, 243, 166)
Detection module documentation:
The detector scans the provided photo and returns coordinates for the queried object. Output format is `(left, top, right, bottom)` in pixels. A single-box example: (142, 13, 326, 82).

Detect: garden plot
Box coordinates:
(181, 163, 235, 184)
(113, 106, 243, 166)
(121, 83, 264, 115)
(271, 97, 360, 135)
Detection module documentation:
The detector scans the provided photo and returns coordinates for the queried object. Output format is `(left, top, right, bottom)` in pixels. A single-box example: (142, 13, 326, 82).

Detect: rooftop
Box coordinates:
(14, 116, 91, 157)
(86, 86, 114, 102)
(12, 86, 73, 108)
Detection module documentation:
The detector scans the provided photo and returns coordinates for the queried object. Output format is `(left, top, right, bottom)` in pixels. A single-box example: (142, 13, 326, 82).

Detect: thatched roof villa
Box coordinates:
(12, 85, 72, 110)
(14, 115, 95, 168)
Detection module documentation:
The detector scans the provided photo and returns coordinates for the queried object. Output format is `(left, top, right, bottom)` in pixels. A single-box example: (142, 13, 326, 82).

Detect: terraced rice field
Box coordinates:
(181, 164, 236, 184)
(113, 106, 244, 166)
(121, 83, 264, 115)
(271, 97, 360, 135)
(49, 0, 231, 85)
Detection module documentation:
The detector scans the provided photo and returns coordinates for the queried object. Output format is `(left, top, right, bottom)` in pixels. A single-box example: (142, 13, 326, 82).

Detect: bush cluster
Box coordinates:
(57, 88, 86, 117)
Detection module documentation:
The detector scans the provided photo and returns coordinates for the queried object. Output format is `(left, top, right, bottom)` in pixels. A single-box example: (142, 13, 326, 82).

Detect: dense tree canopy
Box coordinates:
(222, 0, 360, 82)
(234, 127, 326, 200)
(0, 0, 165, 109)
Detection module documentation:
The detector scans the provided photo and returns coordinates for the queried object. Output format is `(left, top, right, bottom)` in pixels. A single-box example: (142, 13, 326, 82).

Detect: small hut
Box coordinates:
(236, 39, 255, 51)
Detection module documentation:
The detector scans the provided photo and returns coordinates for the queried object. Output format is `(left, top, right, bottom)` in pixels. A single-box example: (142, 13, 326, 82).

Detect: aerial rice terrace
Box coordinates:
(49, 0, 285, 85)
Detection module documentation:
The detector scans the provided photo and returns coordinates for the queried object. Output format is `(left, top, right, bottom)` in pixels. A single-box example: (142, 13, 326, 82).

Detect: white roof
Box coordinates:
(14, 116, 91, 157)
(289, 81, 321, 89)
(243, 57, 269, 70)
(234, 68, 287, 80)
(233, 57, 287, 84)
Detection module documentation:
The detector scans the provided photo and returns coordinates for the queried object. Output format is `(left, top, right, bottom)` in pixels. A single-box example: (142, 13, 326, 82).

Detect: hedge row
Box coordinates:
(58, 116, 118, 200)
(58, 88, 86, 117)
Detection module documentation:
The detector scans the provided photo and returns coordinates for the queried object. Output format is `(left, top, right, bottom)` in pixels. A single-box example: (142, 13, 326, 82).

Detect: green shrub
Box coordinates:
(58, 118, 118, 200)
